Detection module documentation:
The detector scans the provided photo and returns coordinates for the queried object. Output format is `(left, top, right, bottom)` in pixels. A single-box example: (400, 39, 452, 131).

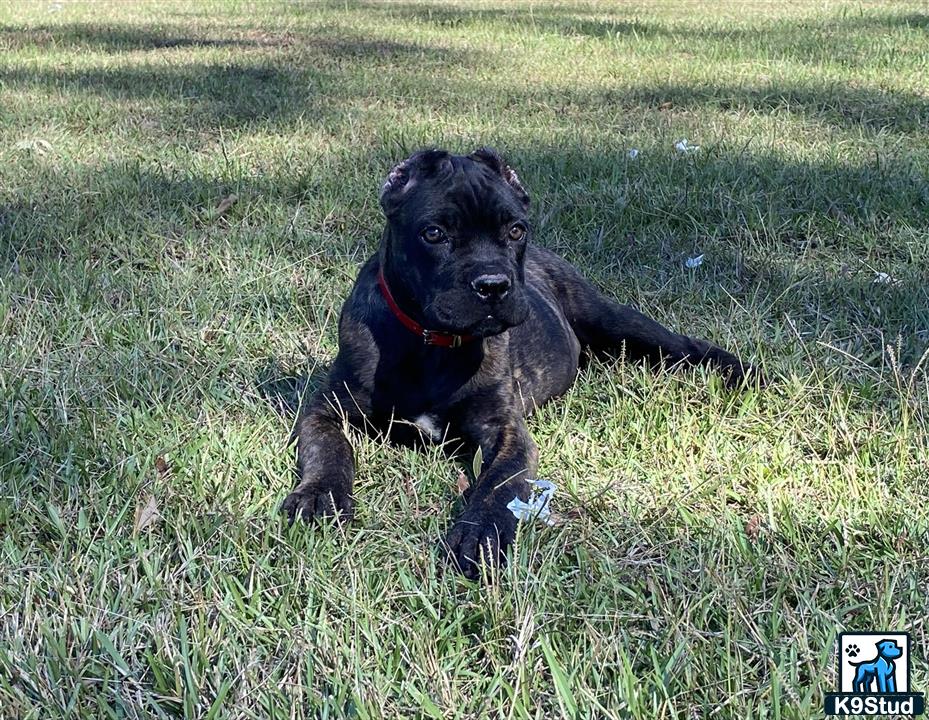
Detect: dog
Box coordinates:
(852, 639, 903, 693)
(282, 148, 758, 578)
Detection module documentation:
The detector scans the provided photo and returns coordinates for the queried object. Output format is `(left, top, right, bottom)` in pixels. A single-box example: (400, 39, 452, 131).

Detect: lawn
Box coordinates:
(1, 0, 928, 717)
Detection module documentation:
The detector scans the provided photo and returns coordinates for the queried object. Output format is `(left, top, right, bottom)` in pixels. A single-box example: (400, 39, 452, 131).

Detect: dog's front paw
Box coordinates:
(444, 505, 518, 580)
(710, 350, 766, 389)
(724, 361, 766, 389)
(281, 483, 353, 525)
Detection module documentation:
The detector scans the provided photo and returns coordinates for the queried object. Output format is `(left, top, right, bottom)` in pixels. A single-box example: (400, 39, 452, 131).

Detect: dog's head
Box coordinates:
(378, 148, 531, 338)
(877, 640, 903, 660)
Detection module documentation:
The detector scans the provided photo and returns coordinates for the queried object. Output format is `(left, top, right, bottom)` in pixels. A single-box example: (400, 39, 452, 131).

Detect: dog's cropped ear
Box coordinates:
(380, 149, 451, 216)
(469, 147, 530, 209)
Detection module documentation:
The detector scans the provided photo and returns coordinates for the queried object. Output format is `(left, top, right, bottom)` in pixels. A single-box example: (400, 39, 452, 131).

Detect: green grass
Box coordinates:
(1, 0, 928, 717)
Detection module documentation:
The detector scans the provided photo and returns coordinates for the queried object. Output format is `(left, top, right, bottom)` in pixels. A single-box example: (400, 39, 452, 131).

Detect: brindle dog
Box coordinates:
(282, 148, 757, 578)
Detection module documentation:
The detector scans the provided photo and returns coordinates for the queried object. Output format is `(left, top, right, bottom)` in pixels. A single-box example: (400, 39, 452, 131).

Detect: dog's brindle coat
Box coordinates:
(283, 148, 755, 578)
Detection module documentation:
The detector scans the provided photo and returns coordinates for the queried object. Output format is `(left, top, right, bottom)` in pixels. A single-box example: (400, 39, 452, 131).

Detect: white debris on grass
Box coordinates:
(685, 254, 705, 269)
(507, 480, 556, 526)
(14, 138, 54, 154)
(626, 148, 640, 160)
(873, 272, 894, 284)
(674, 138, 700, 154)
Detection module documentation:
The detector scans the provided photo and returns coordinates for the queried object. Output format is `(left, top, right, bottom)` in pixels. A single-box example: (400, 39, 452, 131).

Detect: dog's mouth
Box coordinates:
(468, 314, 511, 337)
(462, 300, 531, 337)
(422, 282, 530, 338)
(428, 297, 527, 338)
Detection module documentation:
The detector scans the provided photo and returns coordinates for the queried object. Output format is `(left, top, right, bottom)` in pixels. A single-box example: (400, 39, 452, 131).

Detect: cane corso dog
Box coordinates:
(282, 148, 757, 578)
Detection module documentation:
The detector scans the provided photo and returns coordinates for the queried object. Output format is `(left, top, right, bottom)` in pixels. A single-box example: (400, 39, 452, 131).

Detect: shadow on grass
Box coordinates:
(0, 23, 268, 51)
(0, 21, 475, 57)
(339, 2, 929, 135)
(610, 82, 929, 136)
(0, 25, 478, 129)
(846, 12, 929, 30)
(346, 1, 929, 33)
(256, 356, 330, 417)
(1, 62, 315, 127)
(3, 15, 929, 136)
(348, 1, 929, 45)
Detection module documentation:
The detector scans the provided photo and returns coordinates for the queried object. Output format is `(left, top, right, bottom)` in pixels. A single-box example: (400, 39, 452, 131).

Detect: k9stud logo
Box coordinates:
(824, 632, 925, 716)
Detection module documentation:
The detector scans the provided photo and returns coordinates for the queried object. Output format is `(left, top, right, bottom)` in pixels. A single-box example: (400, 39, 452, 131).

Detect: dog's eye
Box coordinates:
(420, 225, 447, 244)
(507, 223, 527, 242)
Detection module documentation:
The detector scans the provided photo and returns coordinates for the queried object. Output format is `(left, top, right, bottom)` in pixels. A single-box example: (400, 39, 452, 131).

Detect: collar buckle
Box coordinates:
(423, 329, 463, 348)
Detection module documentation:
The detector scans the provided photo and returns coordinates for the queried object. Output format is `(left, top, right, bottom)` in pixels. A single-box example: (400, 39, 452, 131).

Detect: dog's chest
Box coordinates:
(411, 413, 445, 441)
(370, 347, 480, 430)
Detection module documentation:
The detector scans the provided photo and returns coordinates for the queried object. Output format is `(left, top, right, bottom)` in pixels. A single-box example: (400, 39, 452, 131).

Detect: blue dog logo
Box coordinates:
(824, 631, 925, 716)
(850, 639, 903, 694)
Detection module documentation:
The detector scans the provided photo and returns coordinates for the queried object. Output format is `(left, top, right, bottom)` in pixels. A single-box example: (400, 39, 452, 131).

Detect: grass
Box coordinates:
(1, 0, 928, 717)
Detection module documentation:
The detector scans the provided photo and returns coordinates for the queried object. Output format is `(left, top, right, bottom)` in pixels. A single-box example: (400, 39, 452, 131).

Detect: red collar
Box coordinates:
(377, 268, 476, 348)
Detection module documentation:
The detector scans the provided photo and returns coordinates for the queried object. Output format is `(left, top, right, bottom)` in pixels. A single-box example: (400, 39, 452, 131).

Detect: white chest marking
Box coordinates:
(413, 414, 445, 441)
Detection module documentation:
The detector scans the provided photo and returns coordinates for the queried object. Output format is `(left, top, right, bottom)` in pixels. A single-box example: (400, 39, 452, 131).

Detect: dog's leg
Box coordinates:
(281, 378, 362, 524)
(535, 248, 759, 385)
(581, 295, 754, 383)
(572, 290, 758, 384)
(444, 400, 539, 579)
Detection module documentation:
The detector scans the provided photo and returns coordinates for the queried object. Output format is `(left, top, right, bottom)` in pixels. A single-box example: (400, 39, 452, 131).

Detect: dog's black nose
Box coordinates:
(471, 274, 511, 300)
